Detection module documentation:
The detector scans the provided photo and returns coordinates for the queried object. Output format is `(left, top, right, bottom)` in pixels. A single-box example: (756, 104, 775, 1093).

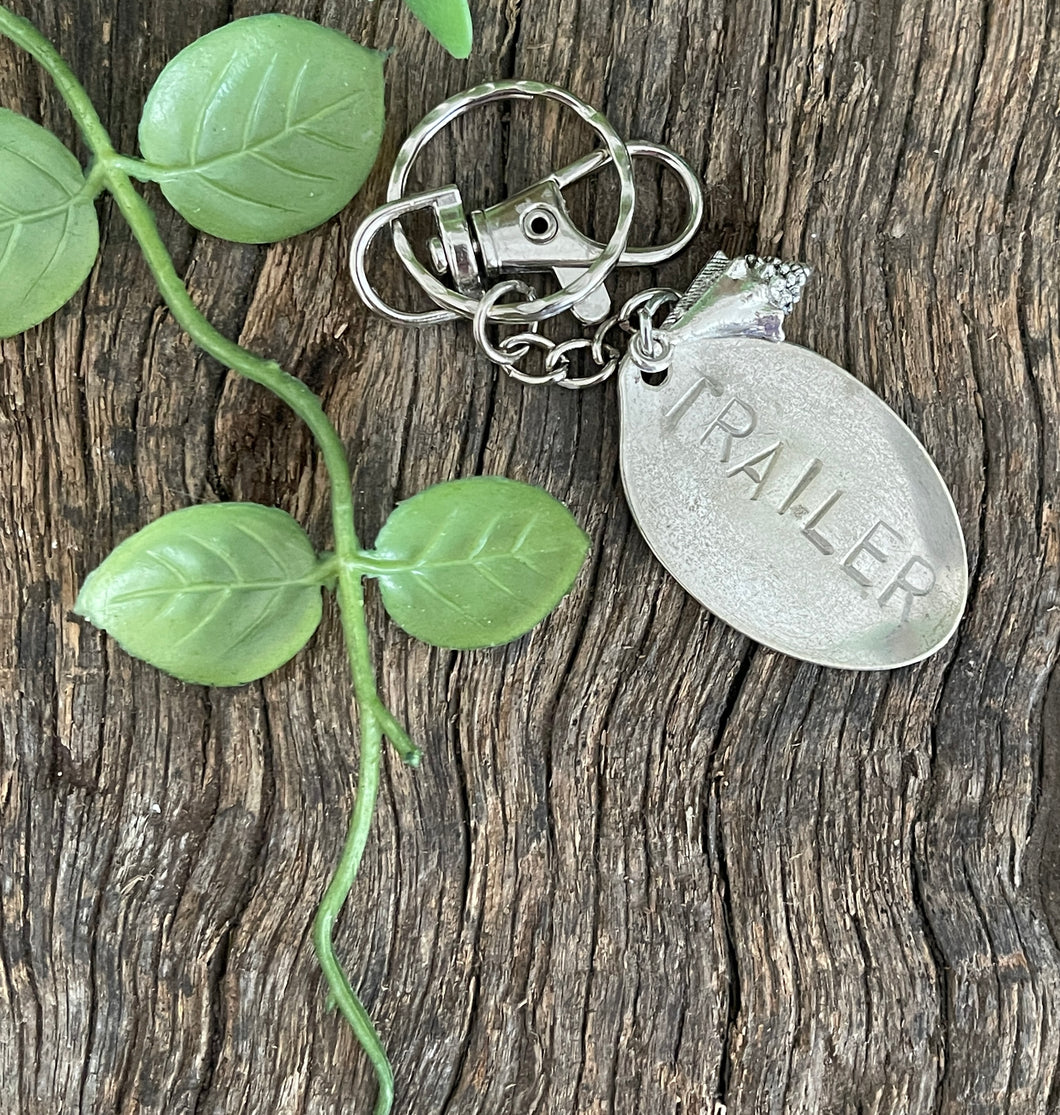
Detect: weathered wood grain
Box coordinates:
(1, 0, 1059, 1112)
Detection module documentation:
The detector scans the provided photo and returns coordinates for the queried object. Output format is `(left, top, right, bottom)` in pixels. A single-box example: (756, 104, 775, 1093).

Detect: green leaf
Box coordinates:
(0, 109, 99, 338)
(368, 477, 589, 649)
(138, 14, 385, 243)
(75, 503, 326, 686)
(402, 0, 473, 58)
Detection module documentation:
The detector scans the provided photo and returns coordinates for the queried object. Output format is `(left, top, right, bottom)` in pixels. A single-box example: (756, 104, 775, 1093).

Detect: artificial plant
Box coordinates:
(0, 5, 586, 1112)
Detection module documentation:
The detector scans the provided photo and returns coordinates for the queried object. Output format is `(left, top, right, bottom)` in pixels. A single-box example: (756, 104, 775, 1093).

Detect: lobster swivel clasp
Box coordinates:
(350, 80, 704, 328)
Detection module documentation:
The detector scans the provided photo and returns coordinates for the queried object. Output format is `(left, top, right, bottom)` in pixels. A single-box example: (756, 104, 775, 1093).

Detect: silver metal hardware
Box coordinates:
(472, 279, 633, 389)
(349, 79, 702, 335)
(520, 207, 558, 243)
(471, 281, 543, 372)
(617, 254, 968, 668)
(349, 83, 969, 668)
(468, 140, 703, 324)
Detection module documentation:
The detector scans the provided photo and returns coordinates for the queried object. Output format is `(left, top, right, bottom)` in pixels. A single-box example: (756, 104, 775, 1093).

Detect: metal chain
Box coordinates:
(472, 281, 680, 389)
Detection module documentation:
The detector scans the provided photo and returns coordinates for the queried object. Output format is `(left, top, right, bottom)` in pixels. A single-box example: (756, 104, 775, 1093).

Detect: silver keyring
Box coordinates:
(551, 142, 703, 267)
(386, 80, 637, 327)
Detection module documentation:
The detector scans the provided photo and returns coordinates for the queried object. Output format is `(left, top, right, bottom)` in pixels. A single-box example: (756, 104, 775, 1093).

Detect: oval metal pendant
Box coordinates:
(618, 334, 968, 669)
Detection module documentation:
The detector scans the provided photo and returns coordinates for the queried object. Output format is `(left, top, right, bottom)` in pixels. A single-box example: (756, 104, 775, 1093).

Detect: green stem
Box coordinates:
(106, 151, 171, 182)
(0, 6, 402, 1111)
(312, 620, 394, 1113)
(346, 551, 419, 576)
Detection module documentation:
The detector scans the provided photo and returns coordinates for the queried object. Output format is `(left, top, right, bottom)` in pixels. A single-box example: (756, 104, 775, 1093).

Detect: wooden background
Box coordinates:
(2, 0, 1059, 1111)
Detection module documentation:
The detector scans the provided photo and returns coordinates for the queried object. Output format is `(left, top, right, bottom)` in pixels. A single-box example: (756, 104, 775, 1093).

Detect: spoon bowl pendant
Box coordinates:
(618, 331, 968, 669)
(349, 78, 970, 670)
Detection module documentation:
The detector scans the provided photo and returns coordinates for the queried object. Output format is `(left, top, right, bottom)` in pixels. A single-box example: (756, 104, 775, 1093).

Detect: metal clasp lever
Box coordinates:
(351, 148, 703, 327)
(350, 80, 704, 329)
(468, 142, 703, 323)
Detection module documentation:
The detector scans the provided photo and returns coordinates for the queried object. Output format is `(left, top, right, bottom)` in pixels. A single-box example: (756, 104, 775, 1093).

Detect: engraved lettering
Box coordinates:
(726, 441, 781, 501)
(842, 521, 906, 586)
(700, 397, 756, 462)
(879, 555, 937, 618)
(663, 376, 724, 432)
(777, 457, 823, 514)
(801, 489, 844, 555)
(646, 370, 945, 627)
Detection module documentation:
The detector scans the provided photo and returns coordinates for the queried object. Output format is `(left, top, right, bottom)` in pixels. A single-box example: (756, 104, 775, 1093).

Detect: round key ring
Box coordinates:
(385, 79, 637, 326)
(551, 142, 704, 267)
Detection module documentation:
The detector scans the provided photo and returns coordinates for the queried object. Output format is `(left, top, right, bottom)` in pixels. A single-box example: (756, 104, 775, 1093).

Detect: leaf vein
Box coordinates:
(504, 551, 547, 578)
(190, 54, 241, 165)
(107, 577, 303, 601)
(243, 52, 281, 151)
(407, 509, 462, 565)
(473, 565, 524, 602)
(0, 196, 83, 234)
(0, 143, 78, 197)
(0, 226, 19, 276)
(405, 575, 479, 624)
(248, 150, 334, 184)
(165, 91, 361, 175)
(195, 174, 302, 213)
(285, 59, 311, 130)
(170, 588, 232, 648)
(146, 549, 193, 585)
(17, 206, 73, 310)
(190, 535, 245, 581)
(467, 513, 504, 560)
(298, 127, 360, 153)
(229, 520, 295, 576)
(397, 547, 560, 575)
(219, 592, 280, 656)
(511, 513, 541, 554)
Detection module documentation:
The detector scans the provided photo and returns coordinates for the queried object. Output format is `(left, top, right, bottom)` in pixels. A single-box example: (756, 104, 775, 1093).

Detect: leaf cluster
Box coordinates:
(0, 8, 585, 1112)
(2, 14, 386, 335)
(77, 480, 588, 685)
(1, 7, 589, 681)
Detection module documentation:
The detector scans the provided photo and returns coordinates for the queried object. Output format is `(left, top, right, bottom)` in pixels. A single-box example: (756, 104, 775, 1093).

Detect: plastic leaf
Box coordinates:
(0, 109, 99, 337)
(402, 0, 473, 58)
(138, 14, 385, 243)
(75, 503, 326, 686)
(369, 477, 589, 649)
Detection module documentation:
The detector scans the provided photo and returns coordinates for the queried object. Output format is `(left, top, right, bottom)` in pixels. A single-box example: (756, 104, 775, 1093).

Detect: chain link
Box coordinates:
(617, 287, 679, 328)
(472, 281, 679, 389)
(497, 334, 567, 385)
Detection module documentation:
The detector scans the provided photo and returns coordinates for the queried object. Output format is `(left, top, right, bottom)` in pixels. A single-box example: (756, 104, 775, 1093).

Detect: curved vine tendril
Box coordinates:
(0, 7, 404, 1109)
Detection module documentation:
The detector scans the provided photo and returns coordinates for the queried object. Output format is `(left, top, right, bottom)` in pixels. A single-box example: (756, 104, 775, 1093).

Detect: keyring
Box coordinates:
(384, 80, 636, 326)
(349, 81, 970, 671)
(470, 280, 542, 367)
(550, 141, 703, 267)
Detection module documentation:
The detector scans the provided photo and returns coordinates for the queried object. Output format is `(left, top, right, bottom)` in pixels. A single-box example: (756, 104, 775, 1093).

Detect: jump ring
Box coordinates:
(618, 287, 679, 330)
(542, 335, 618, 388)
(546, 336, 594, 370)
(591, 314, 625, 365)
(557, 352, 620, 389)
(638, 308, 656, 356)
(472, 280, 541, 367)
(500, 330, 544, 362)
